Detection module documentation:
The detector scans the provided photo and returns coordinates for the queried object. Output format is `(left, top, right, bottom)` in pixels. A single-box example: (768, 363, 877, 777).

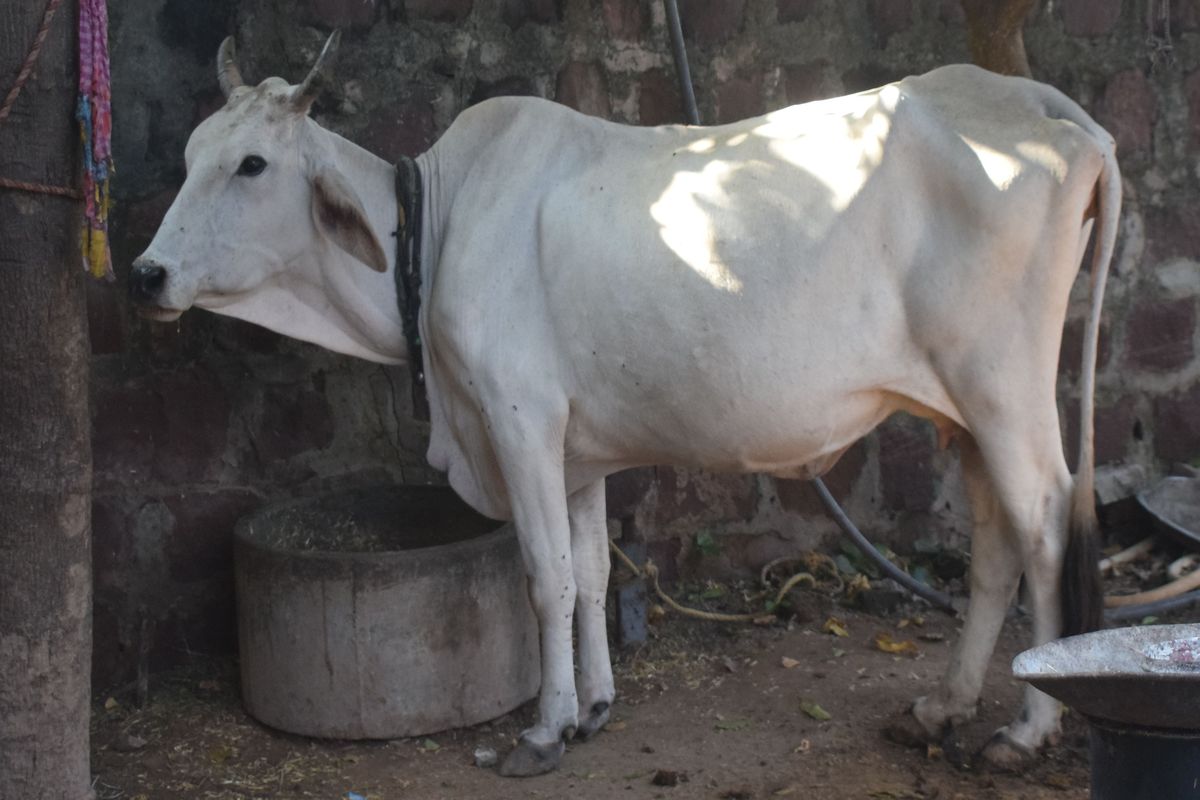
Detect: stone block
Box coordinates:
(606, 466, 655, 519)
(1173, 0, 1200, 31)
(123, 188, 179, 244)
(869, 0, 913, 42)
(216, 318, 283, 354)
(164, 489, 261, 583)
(841, 64, 906, 94)
(404, 0, 473, 22)
(783, 60, 841, 105)
(192, 87, 226, 128)
(1097, 69, 1156, 160)
(653, 466, 758, 527)
(1058, 316, 1112, 379)
(679, 0, 745, 46)
(358, 100, 436, 162)
(1122, 297, 1195, 373)
(1061, 0, 1121, 37)
(90, 601, 132, 691)
(1154, 382, 1200, 464)
(938, 0, 965, 24)
(92, 378, 167, 487)
(556, 62, 611, 118)
(253, 385, 336, 464)
(1094, 398, 1140, 467)
(1185, 70, 1200, 151)
(638, 69, 685, 126)
(776, 440, 867, 516)
(877, 416, 936, 512)
(311, 0, 379, 29)
(776, 0, 818, 23)
(1063, 395, 1139, 470)
(91, 497, 134, 595)
(715, 74, 763, 123)
(500, 0, 560, 27)
(153, 366, 231, 484)
(1144, 201, 1200, 266)
(603, 0, 646, 40)
(469, 76, 540, 106)
(646, 537, 683, 583)
(87, 280, 125, 356)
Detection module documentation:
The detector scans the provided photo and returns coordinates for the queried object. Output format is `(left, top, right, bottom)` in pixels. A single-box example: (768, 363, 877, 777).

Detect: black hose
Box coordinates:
(816, 469, 1200, 622)
(812, 478, 959, 612)
(662, 0, 700, 126)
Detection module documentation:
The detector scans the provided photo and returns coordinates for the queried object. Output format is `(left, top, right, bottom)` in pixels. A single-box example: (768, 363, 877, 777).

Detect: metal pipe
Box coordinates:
(662, 0, 700, 125)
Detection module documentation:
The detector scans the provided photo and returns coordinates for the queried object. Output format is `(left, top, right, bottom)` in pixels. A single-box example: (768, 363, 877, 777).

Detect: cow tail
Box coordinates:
(1053, 95, 1121, 637)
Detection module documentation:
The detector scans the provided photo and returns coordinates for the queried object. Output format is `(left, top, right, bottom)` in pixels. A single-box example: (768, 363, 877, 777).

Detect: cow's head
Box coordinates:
(130, 31, 388, 321)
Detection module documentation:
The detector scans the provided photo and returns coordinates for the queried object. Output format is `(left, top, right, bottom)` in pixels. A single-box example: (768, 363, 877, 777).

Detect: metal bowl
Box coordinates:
(1013, 624, 1200, 729)
(1137, 476, 1200, 549)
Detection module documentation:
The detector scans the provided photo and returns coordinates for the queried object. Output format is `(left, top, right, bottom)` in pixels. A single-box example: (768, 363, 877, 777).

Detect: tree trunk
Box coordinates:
(0, 1, 95, 797)
(961, 0, 1038, 77)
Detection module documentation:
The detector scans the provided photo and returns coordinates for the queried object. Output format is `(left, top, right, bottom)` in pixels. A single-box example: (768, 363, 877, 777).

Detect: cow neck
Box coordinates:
(394, 155, 429, 421)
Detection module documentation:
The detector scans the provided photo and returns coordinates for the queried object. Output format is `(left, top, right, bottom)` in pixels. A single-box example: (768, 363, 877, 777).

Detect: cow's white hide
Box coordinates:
(134, 53, 1119, 776)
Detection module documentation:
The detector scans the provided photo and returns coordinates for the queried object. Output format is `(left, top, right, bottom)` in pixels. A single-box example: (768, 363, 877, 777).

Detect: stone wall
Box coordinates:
(92, 0, 1200, 689)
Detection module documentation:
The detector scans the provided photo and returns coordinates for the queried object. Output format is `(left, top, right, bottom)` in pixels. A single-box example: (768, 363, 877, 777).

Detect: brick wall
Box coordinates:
(92, 0, 1200, 688)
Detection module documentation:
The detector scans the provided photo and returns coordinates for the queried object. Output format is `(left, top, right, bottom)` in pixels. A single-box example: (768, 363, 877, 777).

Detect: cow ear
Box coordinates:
(311, 168, 388, 273)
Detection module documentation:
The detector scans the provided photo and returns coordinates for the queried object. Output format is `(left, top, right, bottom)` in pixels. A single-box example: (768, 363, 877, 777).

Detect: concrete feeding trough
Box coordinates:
(1014, 624, 1200, 799)
(234, 485, 540, 739)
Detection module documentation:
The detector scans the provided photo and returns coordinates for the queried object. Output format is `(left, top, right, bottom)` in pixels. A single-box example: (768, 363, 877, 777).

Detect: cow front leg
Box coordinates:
(568, 481, 615, 740)
(492, 430, 579, 777)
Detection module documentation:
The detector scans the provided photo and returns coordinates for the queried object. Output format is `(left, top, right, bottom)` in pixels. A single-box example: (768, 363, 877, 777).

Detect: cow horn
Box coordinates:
(291, 30, 341, 112)
(217, 37, 244, 98)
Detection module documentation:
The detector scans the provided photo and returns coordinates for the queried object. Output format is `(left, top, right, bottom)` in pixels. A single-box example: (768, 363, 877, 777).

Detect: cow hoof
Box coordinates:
(498, 737, 565, 777)
(576, 701, 611, 741)
(882, 709, 940, 749)
(979, 729, 1036, 772)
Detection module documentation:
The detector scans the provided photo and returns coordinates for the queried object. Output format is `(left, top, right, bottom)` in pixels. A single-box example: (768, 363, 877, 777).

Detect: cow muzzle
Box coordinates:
(129, 258, 183, 320)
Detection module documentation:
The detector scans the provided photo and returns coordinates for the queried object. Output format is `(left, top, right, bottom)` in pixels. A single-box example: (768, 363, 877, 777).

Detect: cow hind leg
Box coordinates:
(978, 446, 1074, 769)
(910, 437, 1023, 740)
(568, 480, 616, 740)
(924, 422, 1073, 770)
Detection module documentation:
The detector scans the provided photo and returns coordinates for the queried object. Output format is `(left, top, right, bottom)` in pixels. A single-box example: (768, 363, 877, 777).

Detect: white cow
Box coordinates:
(132, 33, 1119, 776)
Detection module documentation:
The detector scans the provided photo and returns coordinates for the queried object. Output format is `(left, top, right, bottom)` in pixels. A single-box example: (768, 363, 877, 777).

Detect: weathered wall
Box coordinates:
(92, 0, 1200, 689)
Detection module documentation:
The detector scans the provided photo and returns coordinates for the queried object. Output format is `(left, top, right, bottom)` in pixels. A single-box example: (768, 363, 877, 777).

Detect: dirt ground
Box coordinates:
(91, 591, 1101, 800)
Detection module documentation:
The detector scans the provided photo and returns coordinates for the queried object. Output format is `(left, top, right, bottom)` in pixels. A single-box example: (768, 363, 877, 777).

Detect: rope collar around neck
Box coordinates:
(394, 156, 429, 421)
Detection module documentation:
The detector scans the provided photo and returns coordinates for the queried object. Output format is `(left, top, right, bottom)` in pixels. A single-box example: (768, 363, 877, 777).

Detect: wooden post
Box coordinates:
(0, 0, 95, 796)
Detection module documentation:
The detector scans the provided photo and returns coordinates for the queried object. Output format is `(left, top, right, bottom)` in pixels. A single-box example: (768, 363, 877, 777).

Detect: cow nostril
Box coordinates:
(143, 266, 166, 292)
(129, 263, 168, 302)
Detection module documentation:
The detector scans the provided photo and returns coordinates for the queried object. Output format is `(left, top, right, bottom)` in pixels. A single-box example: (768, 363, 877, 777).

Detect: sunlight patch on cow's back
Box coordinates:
(649, 161, 745, 293)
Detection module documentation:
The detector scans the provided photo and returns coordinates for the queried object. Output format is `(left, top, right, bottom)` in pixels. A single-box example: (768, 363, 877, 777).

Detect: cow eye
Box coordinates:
(236, 155, 267, 176)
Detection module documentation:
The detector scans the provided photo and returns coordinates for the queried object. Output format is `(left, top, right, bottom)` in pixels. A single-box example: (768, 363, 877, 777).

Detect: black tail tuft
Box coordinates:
(1061, 501, 1104, 637)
